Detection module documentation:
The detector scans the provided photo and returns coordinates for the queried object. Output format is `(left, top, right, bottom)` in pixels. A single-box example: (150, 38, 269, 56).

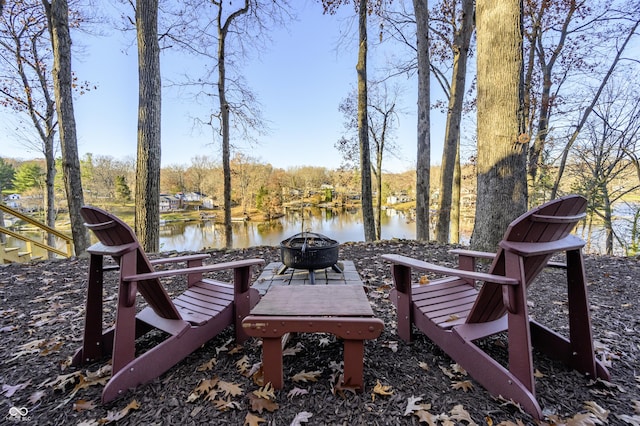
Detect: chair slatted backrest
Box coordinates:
(81, 206, 181, 320)
(466, 195, 587, 324)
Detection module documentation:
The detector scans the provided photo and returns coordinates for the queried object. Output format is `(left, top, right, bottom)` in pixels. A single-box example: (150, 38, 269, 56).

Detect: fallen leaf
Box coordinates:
(217, 380, 243, 397)
(73, 399, 97, 412)
(197, 358, 217, 372)
(236, 355, 250, 375)
(371, 379, 393, 401)
(418, 361, 429, 371)
(213, 397, 241, 411)
(404, 395, 424, 416)
(287, 387, 309, 399)
(99, 399, 140, 423)
(2, 381, 30, 397)
(252, 383, 276, 400)
(449, 404, 477, 425)
(283, 342, 304, 356)
(419, 275, 430, 285)
(584, 400, 609, 422)
(187, 377, 219, 402)
(534, 369, 545, 378)
(244, 412, 267, 426)
(215, 337, 234, 355)
(451, 380, 474, 392)
(248, 393, 279, 413)
(318, 337, 331, 347)
(290, 411, 313, 425)
(292, 370, 321, 383)
(413, 409, 440, 425)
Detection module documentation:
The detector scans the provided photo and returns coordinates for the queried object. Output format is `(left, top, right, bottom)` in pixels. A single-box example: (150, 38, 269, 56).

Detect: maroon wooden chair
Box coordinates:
(72, 206, 264, 403)
(382, 195, 610, 419)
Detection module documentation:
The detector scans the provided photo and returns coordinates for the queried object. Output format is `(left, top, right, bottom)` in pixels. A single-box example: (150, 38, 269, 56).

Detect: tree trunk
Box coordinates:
(471, 0, 527, 252)
(134, 0, 161, 253)
(450, 141, 461, 243)
(413, 0, 431, 241)
(357, 0, 375, 241)
(43, 0, 89, 256)
(435, 0, 474, 244)
(44, 132, 56, 255)
(527, 1, 577, 196)
(218, 24, 233, 249)
(215, 2, 249, 248)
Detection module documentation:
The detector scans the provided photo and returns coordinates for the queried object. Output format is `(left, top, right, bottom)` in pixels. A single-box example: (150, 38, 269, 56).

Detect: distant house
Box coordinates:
(4, 194, 21, 209)
(159, 194, 180, 211)
(386, 194, 411, 205)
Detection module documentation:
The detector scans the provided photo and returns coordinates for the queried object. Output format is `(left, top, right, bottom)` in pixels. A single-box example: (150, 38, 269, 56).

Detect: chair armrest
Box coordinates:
(448, 248, 496, 260)
(381, 254, 519, 285)
(499, 234, 584, 256)
(149, 253, 210, 266)
(123, 259, 265, 282)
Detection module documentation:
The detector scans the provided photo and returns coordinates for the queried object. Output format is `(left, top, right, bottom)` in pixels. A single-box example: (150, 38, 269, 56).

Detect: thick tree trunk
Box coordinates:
(43, 0, 89, 256)
(357, 0, 375, 241)
(471, 0, 527, 252)
(134, 0, 161, 252)
(435, 0, 474, 244)
(413, 0, 431, 241)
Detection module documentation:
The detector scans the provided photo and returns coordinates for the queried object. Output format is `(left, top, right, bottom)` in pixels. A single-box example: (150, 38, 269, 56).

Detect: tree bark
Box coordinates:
(217, 1, 249, 249)
(357, 0, 376, 241)
(435, 0, 474, 243)
(134, 0, 161, 253)
(43, 0, 89, 256)
(413, 0, 431, 241)
(471, 0, 527, 251)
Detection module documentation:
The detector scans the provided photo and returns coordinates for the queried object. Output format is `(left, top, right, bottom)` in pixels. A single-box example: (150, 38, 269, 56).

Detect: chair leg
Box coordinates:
(504, 253, 535, 395)
(391, 264, 413, 343)
(566, 249, 608, 378)
(74, 254, 107, 364)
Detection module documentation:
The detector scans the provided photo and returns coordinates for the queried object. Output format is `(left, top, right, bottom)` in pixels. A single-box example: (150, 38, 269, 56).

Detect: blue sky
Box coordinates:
(2, 1, 445, 173)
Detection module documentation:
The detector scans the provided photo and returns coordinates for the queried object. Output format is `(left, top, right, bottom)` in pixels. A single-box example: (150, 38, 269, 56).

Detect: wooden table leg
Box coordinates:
(342, 339, 365, 390)
(262, 337, 284, 389)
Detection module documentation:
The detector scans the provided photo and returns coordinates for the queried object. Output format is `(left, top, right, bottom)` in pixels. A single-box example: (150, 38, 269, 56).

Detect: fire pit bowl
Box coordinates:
(279, 232, 340, 283)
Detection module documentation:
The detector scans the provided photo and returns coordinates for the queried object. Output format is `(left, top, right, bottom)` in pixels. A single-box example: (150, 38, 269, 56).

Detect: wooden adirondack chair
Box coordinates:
(382, 195, 610, 419)
(72, 206, 264, 403)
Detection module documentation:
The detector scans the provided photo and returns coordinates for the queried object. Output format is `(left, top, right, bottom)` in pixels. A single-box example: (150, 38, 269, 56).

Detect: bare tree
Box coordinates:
(42, 0, 89, 255)
(471, 0, 527, 251)
(569, 80, 640, 255)
(1, 1, 58, 250)
(434, 0, 474, 244)
(550, 15, 640, 199)
(336, 82, 401, 239)
(162, 1, 290, 248)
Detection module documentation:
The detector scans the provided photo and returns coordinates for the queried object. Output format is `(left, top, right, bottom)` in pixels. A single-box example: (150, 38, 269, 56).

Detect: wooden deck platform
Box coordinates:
(252, 260, 362, 294)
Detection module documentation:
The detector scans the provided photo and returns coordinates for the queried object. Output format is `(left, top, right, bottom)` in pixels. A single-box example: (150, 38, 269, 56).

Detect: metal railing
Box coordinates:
(0, 204, 73, 261)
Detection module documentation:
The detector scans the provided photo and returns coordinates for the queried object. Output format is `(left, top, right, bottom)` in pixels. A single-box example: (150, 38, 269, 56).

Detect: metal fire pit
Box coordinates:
(279, 232, 341, 284)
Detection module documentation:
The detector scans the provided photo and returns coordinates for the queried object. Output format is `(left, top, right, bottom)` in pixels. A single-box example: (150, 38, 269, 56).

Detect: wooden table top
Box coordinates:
(249, 285, 374, 317)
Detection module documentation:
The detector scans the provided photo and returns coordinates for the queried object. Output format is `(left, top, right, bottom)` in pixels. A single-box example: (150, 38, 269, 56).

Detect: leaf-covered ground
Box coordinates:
(1, 240, 638, 425)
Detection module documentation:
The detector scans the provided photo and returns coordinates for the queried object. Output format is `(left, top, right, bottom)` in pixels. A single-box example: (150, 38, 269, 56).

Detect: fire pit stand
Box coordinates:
(278, 232, 341, 284)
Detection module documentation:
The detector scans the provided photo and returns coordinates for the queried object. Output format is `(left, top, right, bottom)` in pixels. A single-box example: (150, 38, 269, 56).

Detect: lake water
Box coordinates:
(160, 207, 419, 252)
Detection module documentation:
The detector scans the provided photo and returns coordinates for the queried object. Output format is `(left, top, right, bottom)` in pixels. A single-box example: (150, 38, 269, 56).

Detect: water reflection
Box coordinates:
(159, 207, 417, 252)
